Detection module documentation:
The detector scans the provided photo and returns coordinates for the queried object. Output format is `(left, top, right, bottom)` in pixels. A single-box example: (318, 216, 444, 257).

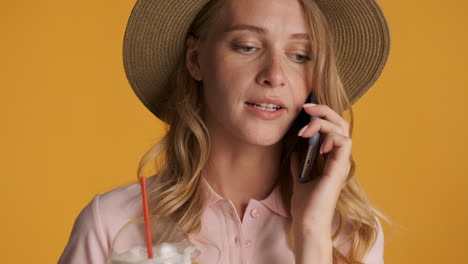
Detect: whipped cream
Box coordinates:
(110, 241, 198, 264)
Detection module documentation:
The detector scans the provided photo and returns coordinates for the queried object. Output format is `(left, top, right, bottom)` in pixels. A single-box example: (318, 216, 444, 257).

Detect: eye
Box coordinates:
(292, 54, 311, 64)
(232, 45, 257, 54)
(233, 44, 311, 64)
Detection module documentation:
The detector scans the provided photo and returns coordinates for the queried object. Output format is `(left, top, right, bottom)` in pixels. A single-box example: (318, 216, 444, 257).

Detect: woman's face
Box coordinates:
(187, 0, 313, 146)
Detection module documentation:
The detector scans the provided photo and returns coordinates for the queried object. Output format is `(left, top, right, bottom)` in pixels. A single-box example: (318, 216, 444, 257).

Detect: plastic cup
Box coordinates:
(107, 215, 201, 264)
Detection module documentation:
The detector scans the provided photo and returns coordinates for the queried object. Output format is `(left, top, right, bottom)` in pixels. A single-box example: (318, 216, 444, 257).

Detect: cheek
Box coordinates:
(288, 70, 312, 104)
(205, 58, 249, 103)
(202, 83, 228, 112)
(201, 78, 240, 118)
(201, 47, 238, 84)
(214, 56, 250, 85)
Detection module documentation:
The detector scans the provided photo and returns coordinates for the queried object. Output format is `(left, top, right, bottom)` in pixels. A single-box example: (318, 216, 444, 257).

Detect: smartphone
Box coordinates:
(296, 93, 322, 183)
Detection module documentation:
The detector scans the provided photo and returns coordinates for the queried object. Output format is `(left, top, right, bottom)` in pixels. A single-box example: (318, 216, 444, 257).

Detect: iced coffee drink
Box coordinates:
(107, 216, 200, 264)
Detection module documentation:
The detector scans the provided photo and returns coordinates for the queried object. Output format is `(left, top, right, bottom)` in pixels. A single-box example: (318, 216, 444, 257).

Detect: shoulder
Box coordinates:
(332, 214, 385, 264)
(58, 180, 144, 263)
(363, 216, 385, 263)
(94, 180, 145, 237)
(70, 180, 144, 239)
(98, 180, 143, 216)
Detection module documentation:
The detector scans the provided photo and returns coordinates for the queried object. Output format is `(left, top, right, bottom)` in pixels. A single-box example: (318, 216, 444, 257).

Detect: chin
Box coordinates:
(243, 128, 285, 147)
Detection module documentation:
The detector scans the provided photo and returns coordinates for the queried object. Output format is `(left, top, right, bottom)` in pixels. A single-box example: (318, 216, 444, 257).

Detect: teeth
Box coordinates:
(258, 103, 280, 108)
(248, 102, 281, 111)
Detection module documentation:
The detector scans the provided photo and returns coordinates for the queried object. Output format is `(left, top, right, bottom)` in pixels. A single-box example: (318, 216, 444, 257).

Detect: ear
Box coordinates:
(185, 34, 203, 81)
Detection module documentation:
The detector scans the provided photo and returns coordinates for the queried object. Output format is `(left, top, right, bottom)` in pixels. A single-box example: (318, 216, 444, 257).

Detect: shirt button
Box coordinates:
(244, 240, 252, 248)
(250, 208, 259, 218)
(234, 236, 240, 245)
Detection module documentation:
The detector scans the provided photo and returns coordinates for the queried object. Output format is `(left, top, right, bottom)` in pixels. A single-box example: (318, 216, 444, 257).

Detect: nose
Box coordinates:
(256, 53, 287, 88)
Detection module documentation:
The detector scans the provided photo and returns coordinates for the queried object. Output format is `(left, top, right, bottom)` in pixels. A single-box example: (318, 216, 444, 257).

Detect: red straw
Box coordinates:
(139, 177, 154, 259)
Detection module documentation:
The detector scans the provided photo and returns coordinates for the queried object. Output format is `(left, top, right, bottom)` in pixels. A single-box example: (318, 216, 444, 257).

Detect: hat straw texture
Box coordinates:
(123, 0, 390, 121)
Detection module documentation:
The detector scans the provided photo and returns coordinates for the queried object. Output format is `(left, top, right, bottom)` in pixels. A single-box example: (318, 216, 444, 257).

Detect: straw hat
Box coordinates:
(123, 0, 391, 122)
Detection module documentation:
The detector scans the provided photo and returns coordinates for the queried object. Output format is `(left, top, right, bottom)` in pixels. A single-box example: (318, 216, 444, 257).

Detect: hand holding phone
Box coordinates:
(297, 94, 321, 183)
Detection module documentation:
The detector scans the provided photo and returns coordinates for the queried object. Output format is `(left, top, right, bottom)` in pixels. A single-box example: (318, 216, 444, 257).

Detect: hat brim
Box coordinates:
(123, 0, 390, 122)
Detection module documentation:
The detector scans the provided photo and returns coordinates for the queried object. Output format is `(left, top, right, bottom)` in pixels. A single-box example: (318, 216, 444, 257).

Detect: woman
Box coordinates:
(59, 0, 392, 263)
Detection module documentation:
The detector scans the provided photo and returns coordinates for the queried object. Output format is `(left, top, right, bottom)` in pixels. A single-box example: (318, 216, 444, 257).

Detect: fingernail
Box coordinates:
(303, 103, 317, 108)
(297, 125, 308, 137)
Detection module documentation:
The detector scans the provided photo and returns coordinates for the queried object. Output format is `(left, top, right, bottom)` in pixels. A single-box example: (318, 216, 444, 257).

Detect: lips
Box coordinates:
(245, 98, 286, 109)
(245, 102, 286, 120)
(245, 102, 282, 110)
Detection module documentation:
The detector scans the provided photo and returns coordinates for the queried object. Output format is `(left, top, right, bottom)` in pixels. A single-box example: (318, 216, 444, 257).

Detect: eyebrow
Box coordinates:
(223, 24, 311, 41)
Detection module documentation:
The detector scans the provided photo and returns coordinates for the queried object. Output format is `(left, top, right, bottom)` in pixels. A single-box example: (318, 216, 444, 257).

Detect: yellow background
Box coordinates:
(2, 0, 467, 263)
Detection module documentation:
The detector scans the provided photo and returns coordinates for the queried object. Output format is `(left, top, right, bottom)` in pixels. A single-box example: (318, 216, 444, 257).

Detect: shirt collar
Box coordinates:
(201, 176, 290, 219)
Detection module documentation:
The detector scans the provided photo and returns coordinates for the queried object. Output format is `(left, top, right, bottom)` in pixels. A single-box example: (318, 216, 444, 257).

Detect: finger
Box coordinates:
(298, 118, 347, 139)
(320, 132, 352, 159)
(303, 104, 349, 134)
(320, 133, 352, 181)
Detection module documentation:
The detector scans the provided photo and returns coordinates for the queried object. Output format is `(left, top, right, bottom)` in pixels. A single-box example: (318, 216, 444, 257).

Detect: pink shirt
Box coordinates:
(59, 177, 384, 263)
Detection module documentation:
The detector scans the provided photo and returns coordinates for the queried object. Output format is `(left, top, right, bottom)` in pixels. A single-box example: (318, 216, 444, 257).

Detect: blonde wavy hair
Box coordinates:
(138, 0, 393, 263)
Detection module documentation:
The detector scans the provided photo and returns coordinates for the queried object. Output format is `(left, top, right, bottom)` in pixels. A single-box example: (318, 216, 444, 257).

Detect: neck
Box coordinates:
(202, 125, 283, 208)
